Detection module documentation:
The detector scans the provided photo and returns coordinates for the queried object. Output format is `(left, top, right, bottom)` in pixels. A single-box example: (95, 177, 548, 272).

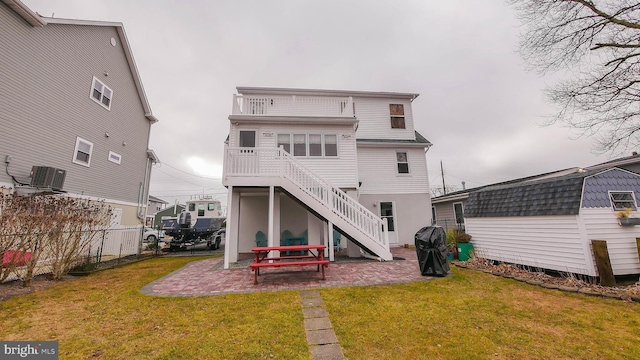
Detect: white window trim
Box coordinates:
(390, 103, 406, 129)
(396, 150, 410, 175)
(72, 136, 93, 167)
(609, 191, 637, 211)
(277, 133, 339, 158)
(108, 151, 122, 164)
(90, 76, 113, 110)
(453, 202, 464, 224)
(379, 200, 398, 240)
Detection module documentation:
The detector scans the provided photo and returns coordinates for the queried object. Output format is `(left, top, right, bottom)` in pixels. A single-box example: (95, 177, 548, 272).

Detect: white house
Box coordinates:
(222, 87, 432, 269)
(464, 167, 640, 277)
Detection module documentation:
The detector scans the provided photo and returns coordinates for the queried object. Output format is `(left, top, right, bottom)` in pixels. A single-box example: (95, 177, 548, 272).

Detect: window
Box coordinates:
(198, 204, 205, 217)
(309, 134, 322, 156)
(431, 206, 437, 225)
(396, 151, 409, 174)
(380, 202, 395, 231)
(277, 134, 291, 153)
(610, 191, 637, 211)
(108, 151, 121, 164)
(188, 203, 196, 211)
(72, 137, 93, 167)
(389, 104, 405, 129)
(208, 203, 216, 211)
(454, 202, 464, 224)
(293, 134, 306, 156)
(239, 130, 256, 147)
(324, 135, 338, 156)
(90, 77, 112, 110)
(278, 133, 338, 157)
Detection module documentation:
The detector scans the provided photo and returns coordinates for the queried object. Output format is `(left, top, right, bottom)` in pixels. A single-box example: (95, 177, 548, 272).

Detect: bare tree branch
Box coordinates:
(510, 0, 640, 155)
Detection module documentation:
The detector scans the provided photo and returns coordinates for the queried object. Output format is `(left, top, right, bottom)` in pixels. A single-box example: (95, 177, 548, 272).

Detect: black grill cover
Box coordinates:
(414, 226, 450, 277)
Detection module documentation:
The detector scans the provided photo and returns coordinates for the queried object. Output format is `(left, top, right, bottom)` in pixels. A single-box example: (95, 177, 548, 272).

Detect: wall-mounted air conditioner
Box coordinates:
(30, 166, 66, 190)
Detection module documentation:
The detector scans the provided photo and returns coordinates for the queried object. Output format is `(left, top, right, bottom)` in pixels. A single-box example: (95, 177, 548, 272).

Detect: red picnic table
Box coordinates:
(250, 244, 329, 285)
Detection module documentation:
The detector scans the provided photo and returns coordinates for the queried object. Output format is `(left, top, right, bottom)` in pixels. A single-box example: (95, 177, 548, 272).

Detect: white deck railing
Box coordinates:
(225, 147, 387, 249)
(232, 95, 354, 117)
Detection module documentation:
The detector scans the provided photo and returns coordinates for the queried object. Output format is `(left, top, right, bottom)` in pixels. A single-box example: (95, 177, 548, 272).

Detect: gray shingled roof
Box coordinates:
(582, 168, 640, 207)
(357, 131, 431, 145)
(464, 168, 640, 218)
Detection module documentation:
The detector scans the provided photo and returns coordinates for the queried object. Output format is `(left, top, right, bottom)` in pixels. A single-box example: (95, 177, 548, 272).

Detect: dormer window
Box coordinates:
(390, 104, 405, 129)
(91, 76, 113, 110)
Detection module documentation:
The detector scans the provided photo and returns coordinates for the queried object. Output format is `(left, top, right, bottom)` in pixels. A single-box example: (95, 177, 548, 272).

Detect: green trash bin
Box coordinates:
(457, 243, 474, 261)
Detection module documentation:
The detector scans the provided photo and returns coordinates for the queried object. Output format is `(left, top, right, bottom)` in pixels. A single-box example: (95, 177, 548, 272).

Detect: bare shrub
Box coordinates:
(0, 188, 111, 285)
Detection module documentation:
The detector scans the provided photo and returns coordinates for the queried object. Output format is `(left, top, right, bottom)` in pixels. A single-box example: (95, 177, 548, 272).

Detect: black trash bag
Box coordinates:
(414, 226, 450, 277)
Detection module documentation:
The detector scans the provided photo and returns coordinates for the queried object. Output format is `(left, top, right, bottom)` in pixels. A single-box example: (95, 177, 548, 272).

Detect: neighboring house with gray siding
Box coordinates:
(0, 0, 158, 226)
(464, 168, 640, 277)
(146, 195, 168, 226)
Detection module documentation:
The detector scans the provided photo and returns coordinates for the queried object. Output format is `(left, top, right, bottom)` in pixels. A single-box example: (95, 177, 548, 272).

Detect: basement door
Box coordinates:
(379, 201, 398, 244)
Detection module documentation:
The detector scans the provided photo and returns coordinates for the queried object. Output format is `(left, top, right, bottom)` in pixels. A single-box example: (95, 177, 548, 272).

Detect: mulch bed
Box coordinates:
(456, 258, 640, 302)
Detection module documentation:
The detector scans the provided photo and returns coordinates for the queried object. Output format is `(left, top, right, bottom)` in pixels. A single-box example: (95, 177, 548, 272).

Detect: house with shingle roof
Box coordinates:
(464, 167, 640, 277)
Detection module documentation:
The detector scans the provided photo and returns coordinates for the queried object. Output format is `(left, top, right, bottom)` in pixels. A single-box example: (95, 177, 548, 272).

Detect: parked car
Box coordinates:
(207, 228, 225, 250)
(143, 227, 165, 243)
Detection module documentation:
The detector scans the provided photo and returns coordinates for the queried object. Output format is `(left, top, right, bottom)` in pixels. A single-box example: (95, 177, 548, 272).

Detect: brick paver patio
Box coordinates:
(141, 246, 435, 296)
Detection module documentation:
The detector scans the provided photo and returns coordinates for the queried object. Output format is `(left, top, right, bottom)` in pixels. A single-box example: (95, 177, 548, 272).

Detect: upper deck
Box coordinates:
(231, 94, 354, 117)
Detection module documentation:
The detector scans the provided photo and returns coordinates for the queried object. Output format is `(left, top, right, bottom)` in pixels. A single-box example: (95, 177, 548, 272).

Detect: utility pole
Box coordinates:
(440, 160, 447, 195)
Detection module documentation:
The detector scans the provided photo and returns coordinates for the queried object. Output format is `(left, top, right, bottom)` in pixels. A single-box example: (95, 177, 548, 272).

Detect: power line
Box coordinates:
(156, 162, 222, 180)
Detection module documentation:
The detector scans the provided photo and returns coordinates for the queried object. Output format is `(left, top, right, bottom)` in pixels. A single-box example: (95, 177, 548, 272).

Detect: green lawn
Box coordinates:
(1, 256, 639, 359)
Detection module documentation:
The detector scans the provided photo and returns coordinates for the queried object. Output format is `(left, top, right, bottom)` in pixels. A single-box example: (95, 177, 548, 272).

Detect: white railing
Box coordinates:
(225, 147, 387, 249)
(232, 94, 354, 117)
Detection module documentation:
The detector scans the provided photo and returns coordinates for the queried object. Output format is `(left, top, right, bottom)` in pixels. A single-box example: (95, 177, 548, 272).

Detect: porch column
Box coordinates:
(328, 221, 335, 261)
(223, 186, 240, 269)
(268, 185, 275, 247)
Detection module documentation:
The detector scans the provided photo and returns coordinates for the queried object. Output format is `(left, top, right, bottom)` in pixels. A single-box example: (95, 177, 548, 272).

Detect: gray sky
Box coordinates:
(23, 0, 615, 207)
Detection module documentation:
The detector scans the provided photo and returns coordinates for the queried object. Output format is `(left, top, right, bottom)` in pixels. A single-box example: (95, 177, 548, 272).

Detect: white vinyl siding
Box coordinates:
(353, 97, 415, 140)
(358, 147, 429, 194)
(235, 124, 357, 188)
(465, 216, 594, 275)
(580, 208, 640, 275)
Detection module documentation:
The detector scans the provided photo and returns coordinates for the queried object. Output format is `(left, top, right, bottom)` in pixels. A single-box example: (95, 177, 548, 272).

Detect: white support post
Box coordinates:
(268, 185, 275, 250)
(223, 186, 236, 269)
(328, 220, 335, 261)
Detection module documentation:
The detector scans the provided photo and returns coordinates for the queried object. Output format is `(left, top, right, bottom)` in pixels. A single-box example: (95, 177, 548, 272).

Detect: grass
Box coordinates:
(322, 268, 640, 359)
(1, 257, 639, 359)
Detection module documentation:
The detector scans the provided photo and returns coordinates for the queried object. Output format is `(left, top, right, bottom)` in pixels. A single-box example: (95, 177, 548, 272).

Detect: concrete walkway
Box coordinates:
(301, 290, 345, 360)
(140, 247, 432, 297)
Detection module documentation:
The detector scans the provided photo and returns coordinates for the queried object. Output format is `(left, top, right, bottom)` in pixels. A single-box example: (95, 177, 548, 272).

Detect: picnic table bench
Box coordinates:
(250, 244, 328, 285)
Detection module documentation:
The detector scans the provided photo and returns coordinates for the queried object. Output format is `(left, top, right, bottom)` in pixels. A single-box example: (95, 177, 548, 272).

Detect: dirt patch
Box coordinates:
(456, 258, 640, 302)
(0, 274, 77, 302)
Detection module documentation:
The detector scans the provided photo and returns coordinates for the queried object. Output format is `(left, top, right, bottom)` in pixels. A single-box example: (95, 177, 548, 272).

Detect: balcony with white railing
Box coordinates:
(231, 94, 354, 117)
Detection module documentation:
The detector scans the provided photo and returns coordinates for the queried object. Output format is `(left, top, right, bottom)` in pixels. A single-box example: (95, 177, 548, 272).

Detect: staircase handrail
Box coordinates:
(225, 147, 387, 247)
